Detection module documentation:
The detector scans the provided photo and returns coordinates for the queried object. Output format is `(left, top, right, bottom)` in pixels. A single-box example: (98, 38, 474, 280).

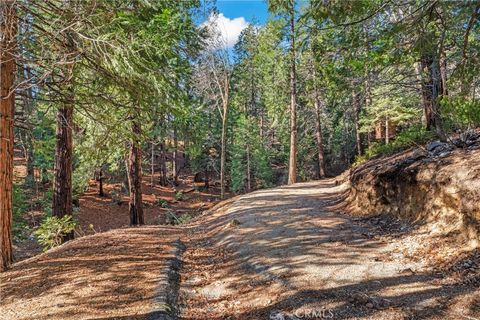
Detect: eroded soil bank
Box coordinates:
(348, 136, 480, 249)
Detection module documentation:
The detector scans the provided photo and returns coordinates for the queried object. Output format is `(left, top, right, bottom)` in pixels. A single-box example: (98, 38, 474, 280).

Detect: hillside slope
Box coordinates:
(1, 226, 185, 320)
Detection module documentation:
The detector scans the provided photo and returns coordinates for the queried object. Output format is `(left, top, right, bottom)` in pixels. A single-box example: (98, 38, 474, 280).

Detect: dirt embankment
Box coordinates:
(348, 133, 480, 248)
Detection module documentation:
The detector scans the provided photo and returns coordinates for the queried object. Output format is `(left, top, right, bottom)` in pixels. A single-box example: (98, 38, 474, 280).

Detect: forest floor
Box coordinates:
(75, 173, 225, 235)
(1, 226, 185, 320)
(11, 149, 226, 262)
(2, 178, 479, 319)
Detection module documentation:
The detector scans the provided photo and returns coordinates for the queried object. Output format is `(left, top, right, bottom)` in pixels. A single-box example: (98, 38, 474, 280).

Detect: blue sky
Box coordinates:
(216, 0, 269, 25)
(199, 1, 310, 48)
(200, 0, 269, 48)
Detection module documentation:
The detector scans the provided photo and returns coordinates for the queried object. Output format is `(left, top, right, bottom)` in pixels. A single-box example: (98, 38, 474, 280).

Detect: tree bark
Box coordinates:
(420, 54, 446, 141)
(220, 99, 228, 198)
(385, 117, 390, 145)
(309, 48, 326, 179)
(21, 65, 35, 185)
(24, 132, 34, 184)
(217, 60, 230, 199)
(172, 127, 178, 185)
(440, 49, 448, 97)
(313, 97, 326, 178)
(52, 94, 74, 242)
(0, 1, 16, 271)
(97, 168, 104, 197)
(287, 8, 297, 185)
(150, 140, 155, 186)
(52, 23, 77, 243)
(352, 89, 363, 156)
(246, 60, 256, 192)
(126, 121, 144, 225)
(159, 141, 167, 186)
(210, 50, 231, 199)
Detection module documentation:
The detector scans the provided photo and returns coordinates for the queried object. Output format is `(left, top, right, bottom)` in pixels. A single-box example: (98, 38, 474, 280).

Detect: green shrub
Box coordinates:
(175, 191, 184, 201)
(157, 198, 169, 208)
(35, 215, 76, 251)
(252, 147, 273, 189)
(34, 189, 53, 215)
(72, 166, 91, 196)
(165, 210, 191, 225)
(441, 97, 480, 130)
(355, 125, 434, 165)
(229, 144, 246, 193)
(13, 185, 29, 240)
(393, 125, 435, 146)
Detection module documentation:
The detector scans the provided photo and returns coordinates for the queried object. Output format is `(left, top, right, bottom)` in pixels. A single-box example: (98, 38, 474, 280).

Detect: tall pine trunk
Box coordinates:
(245, 101, 251, 193)
(420, 54, 446, 141)
(218, 63, 230, 199)
(0, 1, 16, 271)
(24, 131, 34, 184)
(246, 62, 255, 192)
(363, 26, 373, 150)
(440, 50, 448, 97)
(287, 10, 297, 184)
(313, 97, 326, 178)
(220, 100, 228, 199)
(309, 49, 326, 179)
(52, 97, 74, 242)
(150, 140, 155, 186)
(52, 26, 76, 242)
(172, 127, 178, 185)
(159, 141, 167, 186)
(126, 121, 144, 225)
(21, 66, 35, 185)
(352, 89, 363, 156)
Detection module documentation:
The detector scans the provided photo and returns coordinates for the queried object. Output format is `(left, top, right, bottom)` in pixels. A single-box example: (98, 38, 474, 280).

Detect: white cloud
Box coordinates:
(203, 13, 249, 48)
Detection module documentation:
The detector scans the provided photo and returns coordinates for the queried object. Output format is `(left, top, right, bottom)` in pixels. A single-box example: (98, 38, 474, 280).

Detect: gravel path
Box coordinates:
(179, 179, 479, 319)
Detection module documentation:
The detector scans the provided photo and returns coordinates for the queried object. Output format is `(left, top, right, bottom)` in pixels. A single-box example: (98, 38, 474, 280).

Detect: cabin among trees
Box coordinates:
(374, 119, 397, 143)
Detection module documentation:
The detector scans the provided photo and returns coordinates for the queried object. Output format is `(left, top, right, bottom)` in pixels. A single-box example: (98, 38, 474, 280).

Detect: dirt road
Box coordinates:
(179, 180, 479, 319)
